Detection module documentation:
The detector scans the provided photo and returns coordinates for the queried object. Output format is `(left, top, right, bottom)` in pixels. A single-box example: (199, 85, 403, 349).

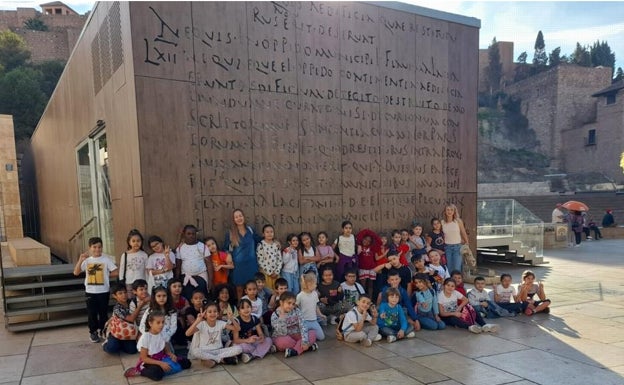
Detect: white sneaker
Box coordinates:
(329, 315, 338, 325)
(406, 331, 416, 338)
(387, 335, 397, 343)
(240, 353, 253, 363)
(482, 324, 499, 333)
(468, 325, 482, 334)
(361, 338, 372, 347)
(574, 244, 581, 248)
(373, 334, 382, 342)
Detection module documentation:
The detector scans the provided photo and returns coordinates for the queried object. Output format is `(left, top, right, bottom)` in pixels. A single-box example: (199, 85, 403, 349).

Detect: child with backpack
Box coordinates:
(411, 273, 446, 330)
(338, 294, 380, 346)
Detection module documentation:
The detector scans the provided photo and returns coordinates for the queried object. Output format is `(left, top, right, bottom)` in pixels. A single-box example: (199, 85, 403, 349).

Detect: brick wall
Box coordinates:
(503, 64, 612, 170)
(14, 28, 70, 63)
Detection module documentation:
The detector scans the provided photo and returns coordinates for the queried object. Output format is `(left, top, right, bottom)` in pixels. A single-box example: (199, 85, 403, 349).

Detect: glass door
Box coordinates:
(76, 130, 114, 254)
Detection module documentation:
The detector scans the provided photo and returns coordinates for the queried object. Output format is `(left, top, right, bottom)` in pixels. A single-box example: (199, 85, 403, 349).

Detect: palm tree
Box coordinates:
(87, 263, 104, 284)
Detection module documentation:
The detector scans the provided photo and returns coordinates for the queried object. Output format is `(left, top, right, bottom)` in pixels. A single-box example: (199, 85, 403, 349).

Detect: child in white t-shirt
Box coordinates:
(341, 294, 380, 346)
(438, 278, 498, 334)
(340, 268, 365, 308)
(467, 276, 515, 318)
(493, 273, 522, 315)
(296, 272, 326, 340)
(146, 235, 175, 291)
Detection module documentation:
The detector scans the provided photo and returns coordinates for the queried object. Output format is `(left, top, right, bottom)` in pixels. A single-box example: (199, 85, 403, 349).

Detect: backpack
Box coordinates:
(335, 308, 357, 341)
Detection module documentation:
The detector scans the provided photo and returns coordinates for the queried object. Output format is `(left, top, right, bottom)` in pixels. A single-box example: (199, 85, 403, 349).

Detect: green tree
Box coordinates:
(485, 37, 502, 95)
(549, 47, 562, 67)
(0, 67, 47, 139)
(614, 67, 624, 83)
(590, 40, 616, 74)
(32, 60, 65, 97)
(517, 51, 528, 64)
(571, 42, 591, 67)
(24, 17, 49, 31)
(532, 31, 547, 66)
(0, 31, 31, 72)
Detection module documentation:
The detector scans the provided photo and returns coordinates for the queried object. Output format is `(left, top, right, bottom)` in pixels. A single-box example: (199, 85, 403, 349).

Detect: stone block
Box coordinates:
(8, 237, 51, 266)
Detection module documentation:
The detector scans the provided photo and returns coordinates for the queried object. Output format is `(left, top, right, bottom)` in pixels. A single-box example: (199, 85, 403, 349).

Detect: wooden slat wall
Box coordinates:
(131, 1, 479, 246)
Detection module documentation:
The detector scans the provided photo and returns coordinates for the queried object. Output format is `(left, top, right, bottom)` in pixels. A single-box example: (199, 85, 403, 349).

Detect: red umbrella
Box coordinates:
(356, 229, 382, 255)
(562, 200, 589, 212)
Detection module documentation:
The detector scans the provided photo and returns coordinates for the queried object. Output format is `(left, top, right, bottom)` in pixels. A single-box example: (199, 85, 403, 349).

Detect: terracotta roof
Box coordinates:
(592, 80, 624, 97)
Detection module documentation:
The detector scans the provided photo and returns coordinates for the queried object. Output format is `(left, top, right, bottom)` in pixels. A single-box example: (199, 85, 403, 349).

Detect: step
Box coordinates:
(4, 290, 85, 305)
(1, 264, 74, 279)
(4, 278, 84, 291)
(5, 316, 88, 332)
(4, 302, 86, 317)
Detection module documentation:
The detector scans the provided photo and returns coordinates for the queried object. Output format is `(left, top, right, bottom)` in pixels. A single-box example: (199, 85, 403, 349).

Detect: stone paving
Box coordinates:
(1, 239, 623, 385)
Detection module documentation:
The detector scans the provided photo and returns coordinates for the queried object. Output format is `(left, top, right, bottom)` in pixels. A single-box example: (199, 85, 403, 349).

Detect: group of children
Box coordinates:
(73, 218, 551, 381)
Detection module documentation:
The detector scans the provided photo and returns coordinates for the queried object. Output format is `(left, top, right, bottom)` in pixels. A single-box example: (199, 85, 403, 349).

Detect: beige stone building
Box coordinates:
(0, 115, 24, 242)
(562, 80, 624, 184)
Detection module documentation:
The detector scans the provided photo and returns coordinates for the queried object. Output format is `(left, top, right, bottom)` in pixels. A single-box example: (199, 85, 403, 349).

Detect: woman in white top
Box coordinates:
(441, 204, 469, 274)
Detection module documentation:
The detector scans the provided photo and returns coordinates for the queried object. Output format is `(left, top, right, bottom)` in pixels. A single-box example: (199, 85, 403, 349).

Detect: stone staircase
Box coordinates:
(477, 235, 544, 266)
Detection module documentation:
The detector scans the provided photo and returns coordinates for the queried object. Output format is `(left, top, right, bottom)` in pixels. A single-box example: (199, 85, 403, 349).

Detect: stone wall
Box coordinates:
(0, 115, 24, 241)
(478, 41, 515, 93)
(14, 28, 71, 63)
(503, 64, 612, 170)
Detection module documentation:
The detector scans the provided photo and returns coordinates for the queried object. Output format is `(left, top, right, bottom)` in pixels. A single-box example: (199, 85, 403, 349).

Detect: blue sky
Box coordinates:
(2, 1, 623, 71)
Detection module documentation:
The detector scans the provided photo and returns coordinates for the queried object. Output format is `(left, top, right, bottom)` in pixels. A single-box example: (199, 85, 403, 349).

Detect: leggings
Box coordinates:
(441, 312, 485, 329)
(273, 330, 317, 355)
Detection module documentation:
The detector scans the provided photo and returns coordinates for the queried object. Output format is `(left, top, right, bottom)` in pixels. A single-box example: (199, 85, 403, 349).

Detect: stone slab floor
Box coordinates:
(1, 239, 623, 385)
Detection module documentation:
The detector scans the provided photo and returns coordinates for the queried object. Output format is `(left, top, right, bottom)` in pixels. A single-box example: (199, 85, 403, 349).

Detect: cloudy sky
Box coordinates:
(2, 1, 623, 70)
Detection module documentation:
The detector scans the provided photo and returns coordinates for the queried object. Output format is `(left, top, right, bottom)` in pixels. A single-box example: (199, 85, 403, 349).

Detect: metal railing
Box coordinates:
(66, 216, 97, 264)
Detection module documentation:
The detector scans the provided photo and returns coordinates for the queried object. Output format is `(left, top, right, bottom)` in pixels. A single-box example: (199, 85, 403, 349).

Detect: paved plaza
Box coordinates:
(1, 239, 623, 385)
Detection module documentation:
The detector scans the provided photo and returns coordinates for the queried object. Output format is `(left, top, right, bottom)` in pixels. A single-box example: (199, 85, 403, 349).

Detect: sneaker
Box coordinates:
(574, 244, 581, 248)
(89, 332, 100, 343)
(222, 356, 238, 365)
(309, 342, 319, 352)
(99, 329, 106, 339)
(406, 331, 416, 338)
(482, 324, 499, 333)
(329, 315, 338, 325)
(468, 325, 482, 334)
(269, 344, 277, 354)
(201, 359, 216, 368)
(373, 334, 382, 342)
(124, 367, 141, 377)
(387, 335, 397, 343)
(479, 312, 487, 319)
(284, 348, 298, 358)
(240, 353, 253, 364)
(361, 338, 372, 347)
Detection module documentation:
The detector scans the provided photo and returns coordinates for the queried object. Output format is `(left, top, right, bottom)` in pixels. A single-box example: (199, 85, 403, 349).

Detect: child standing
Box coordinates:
(125, 311, 191, 379)
(256, 224, 282, 290)
(438, 278, 498, 334)
(376, 234, 389, 266)
(467, 276, 514, 319)
(206, 237, 234, 287)
(426, 218, 446, 257)
(298, 232, 320, 277)
(254, 273, 273, 322)
(186, 302, 243, 367)
(493, 274, 522, 314)
(388, 230, 410, 267)
(411, 274, 445, 330)
(358, 235, 377, 297)
(242, 280, 263, 320)
(233, 298, 273, 363)
(341, 294, 380, 346)
(119, 229, 149, 297)
(103, 283, 145, 354)
(317, 231, 337, 273)
(139, 286, 178, 347)
(378, 287, 416, 342)
(518, 270, 551, 315)
(167, 278, 190, 346)
(409, 223, 428, 260)
(73, 236, 118, 343)
(333, 221, 357, 280)
(318, 266, 344, 325)
(175, 225, 213, 301)
(281, 234, 300, 294)
(271, 291, 318, 358)
(296, 273, 326, 340)
(146, 235, 175, 290)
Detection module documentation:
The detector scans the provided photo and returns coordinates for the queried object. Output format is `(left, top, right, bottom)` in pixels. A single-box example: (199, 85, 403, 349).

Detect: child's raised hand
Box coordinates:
(370, 306, 378, 318)
(197, 308, 206, 320)
(164, 245, 170, 256)
(79, 252, 89, 261)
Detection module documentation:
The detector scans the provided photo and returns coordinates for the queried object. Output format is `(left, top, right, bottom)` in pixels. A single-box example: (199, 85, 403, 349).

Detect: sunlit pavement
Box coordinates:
(1, 239, 623, 385)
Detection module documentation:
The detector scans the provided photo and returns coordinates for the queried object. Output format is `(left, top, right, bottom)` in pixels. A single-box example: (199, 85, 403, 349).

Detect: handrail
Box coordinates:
(68, 216, 97, 243)
(1, 239, 8, 323)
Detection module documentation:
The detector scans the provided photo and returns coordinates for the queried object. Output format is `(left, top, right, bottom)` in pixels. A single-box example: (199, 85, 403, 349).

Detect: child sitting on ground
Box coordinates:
(427, 249, 450, 292)
(518, 270, 551, 315)
(318, 266, 344, 325)
(186, 302, 242, 367)
(377, 270, 420, 332)
(271, 291, 318, 358)
(296, 272, 326, 340)
(125, 310, 191, 379)
(241, 280, 263, 320)
(378, 287, 416, 343)
(233, 298, 273, 363)
(411, 273, 446, 330)
(451, 270, 466, 296)
(103, 283, 145, 354)
(438, 278, 498, 334)
(467, 276, 514, 318)
(340, 294, 380, 346)
(129, 279, 150, 337)
(493, 274, 522, 315)
(168, 278, 190, 345)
